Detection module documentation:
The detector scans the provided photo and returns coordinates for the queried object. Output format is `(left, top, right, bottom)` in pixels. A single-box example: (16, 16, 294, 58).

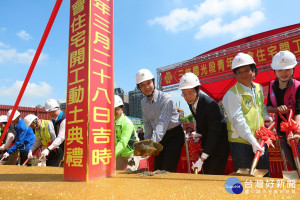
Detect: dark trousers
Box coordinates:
(278, 132, 300, 170)
(229, 142, 270, 176)
(46, 147, 64, 167)
(203, 152, 229, 175)
(154, 125, 185, 172)
(19, 151, 29, 165)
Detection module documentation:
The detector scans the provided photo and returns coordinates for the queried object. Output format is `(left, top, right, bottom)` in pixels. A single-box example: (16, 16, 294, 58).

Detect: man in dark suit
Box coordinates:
(179, 72, 229, 175)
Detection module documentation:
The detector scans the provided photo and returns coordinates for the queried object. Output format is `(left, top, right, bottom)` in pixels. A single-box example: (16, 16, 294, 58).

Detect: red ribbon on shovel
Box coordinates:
(250, 122, 278, 175)
(254, 122, 278, 160)
(279, 110, 300, 159)
(278, 110, 300, 178)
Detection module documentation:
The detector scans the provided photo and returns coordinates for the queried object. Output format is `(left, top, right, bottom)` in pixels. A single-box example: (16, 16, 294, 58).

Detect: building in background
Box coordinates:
(59, 101, 66, 111)
(128, 87, 144, 118)
(127, 116, 144, 131)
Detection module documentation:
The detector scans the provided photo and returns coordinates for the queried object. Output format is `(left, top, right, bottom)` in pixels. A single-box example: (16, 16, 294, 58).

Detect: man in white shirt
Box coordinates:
(42, 99, 65, 165)
(222, 53, 272, 175)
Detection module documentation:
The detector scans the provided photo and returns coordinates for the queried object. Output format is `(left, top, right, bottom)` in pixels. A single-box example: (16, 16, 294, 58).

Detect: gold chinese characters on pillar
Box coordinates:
(65, 0, 114, 181)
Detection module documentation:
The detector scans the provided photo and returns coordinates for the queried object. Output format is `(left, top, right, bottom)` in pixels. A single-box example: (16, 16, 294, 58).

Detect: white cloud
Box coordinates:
(0, 48, 48, 64)
(149, 8, 199, 32)
(0, 27, 7, 32)
(0, 41, 9, 48)
(0, 49, 16, 62)
(164, 0, 183, 6)
(172, 0, 183, 5)
(16, 30, 32, 41)
(0, 81, 53, 106)
(194, 11, 265, 39)
(148, 0, 263, 39)
(195, 0, 261, 16)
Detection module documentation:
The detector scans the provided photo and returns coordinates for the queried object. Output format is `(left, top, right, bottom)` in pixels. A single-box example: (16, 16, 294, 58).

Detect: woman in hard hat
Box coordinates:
(24, 114, 63, 167)
(114, 95, 140, 171)
(136, 69, 185, 172)
(179, 72, 229, 175)
(43, 99, 65, 159)
(266, 50, 300, 170)
(222, 53, 272, 174)
(3, 109, 35, 165)
(0, 115, 17, 164)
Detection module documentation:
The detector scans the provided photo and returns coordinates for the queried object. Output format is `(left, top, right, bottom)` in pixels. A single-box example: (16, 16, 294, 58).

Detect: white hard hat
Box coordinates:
(24, 114, 38, 127)
(271, 50, 297, 70)
(232, 53, 256, 70)
(136, 69, 154, 84)
(0, 115, 8, 123)
(7, 109, 20, 121)
(114, 95, 124, 108)
(45, 99, 60, 112)
(179, 72, 201, 90)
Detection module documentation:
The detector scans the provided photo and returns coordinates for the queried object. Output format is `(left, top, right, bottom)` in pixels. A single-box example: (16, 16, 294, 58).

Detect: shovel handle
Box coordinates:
(278, 108, 293, 122)
(0, 156, 5, 162)
(267, 121, 276, 130)
(254, 140, 265, 160)
(288, 109, 293, 122)
(22, 158, 29, 166)
(289, 133, 300, 158)
(194, 167, 198, 174)
(250, 140, 265, 175)
(39, 155, 45, 161)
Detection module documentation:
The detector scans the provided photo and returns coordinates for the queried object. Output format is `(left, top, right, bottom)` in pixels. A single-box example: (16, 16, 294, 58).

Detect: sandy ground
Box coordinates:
(0, 165, 299, 200)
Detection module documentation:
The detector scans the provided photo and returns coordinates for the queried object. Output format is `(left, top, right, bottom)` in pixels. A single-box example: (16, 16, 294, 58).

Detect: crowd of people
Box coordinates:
(0, 99, 66, 167)
(1, 50, 300, 177)
(130, 50, 300, 176)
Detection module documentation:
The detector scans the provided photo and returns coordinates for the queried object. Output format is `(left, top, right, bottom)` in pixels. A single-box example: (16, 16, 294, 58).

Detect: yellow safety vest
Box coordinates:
(226, 82, 265, 145)
(36, 120, 52, 147)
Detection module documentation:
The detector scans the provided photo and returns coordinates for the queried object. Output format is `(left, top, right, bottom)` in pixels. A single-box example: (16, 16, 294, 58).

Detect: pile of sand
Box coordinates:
(0, 166, 298, 199)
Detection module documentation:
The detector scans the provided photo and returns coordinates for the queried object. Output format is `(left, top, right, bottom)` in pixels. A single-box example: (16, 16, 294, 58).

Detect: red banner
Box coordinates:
(65, 0, 114, 181)
(88, 0, 114, 180)
(161, 35, 300, 87)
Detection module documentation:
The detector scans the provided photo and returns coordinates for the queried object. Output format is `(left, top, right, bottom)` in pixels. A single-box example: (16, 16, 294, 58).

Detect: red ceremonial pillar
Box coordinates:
(64, 0, 114, 181)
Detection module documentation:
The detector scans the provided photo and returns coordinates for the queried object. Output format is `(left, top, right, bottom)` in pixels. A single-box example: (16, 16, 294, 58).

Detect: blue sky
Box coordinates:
(0, 0, 300, 115)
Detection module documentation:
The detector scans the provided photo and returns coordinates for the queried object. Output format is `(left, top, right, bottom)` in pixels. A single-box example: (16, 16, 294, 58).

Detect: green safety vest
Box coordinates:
(115, 114, 139, 158)
(226, 82, 265, 145)
(36, 120, 52, 147)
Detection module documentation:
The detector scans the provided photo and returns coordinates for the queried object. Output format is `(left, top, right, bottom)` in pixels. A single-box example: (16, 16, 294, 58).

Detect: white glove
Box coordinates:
(27, 150, 33, 158)
(265, 116, 273, 127)
(251, 141, 265, 156)
(191, 158, 203, 173)
(3, 152, 9, 158)
(41, 149, 50, 157)
(193, 133, 201, 143)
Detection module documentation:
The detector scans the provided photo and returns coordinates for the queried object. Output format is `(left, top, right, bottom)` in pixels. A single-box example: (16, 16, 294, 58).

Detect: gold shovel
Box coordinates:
(230, 122, 277, 177)
(278, 110, 300, 179)
(281, 143, 300, 179)
(133, 139, 163, 157)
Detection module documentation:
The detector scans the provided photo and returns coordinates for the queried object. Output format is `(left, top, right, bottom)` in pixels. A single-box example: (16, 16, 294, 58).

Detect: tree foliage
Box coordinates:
(180, 114, 194, 122)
